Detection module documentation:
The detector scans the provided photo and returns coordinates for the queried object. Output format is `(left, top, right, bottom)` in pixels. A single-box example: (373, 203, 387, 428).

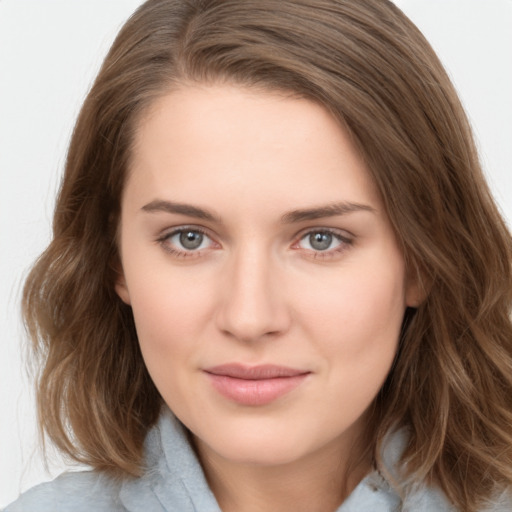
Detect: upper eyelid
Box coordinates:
(290, 228, 354, 253)
(294, 226, 354, 241)
(157, 225, 217, 249)
(156, 225, 353, 248)
(156, 227, 218, 258)
(158, 225, 213, 239)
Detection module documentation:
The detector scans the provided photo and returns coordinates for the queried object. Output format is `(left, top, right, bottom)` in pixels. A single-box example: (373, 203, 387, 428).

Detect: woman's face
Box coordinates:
(116, 84, 418, 468)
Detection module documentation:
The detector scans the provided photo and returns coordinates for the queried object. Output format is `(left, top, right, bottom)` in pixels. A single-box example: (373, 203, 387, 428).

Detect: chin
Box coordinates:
(204, 435, 307, 467)
(190, 414, 327, 468)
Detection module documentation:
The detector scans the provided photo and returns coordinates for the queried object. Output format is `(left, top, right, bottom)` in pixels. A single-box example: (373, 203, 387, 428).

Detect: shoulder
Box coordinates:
(480, 489, 512, 512)
(4, 410, 219, 512)
(379, 429, 512, 512)
(4, 470, 124, 512)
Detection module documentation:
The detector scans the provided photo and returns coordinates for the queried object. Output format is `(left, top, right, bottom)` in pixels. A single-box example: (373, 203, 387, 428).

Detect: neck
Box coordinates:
(194, 431, 372, 512)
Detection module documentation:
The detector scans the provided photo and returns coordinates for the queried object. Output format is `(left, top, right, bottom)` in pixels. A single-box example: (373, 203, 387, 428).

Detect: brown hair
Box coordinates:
(23, 1, 512, 510)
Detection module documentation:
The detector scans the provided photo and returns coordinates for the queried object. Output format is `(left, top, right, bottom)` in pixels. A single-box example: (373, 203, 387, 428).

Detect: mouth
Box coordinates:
(203, 364, 311, 406)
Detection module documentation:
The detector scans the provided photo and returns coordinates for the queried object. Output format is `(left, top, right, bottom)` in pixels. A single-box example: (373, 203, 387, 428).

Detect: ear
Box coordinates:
(115, 269, 132, 305)
(405, 262, 429, 308)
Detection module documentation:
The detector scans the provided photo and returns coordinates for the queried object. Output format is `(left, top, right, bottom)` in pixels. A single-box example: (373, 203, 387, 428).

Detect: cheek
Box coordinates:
(129, 281, 205, 351)
(120, 264, 191, 366)
(293, 255, 406, 361)
(127, 280, 206, 404)
(121, 234, 215, 343)
(309, 265, 405, 413)
(124, 263, 226, 397)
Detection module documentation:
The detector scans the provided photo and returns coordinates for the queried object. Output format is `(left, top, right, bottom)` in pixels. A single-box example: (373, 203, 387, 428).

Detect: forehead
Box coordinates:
(126, 84, 381, 214)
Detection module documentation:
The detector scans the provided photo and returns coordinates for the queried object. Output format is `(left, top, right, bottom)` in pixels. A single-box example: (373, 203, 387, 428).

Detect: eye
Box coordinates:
(175, 230, 207, 250)
(294, 229, 352, 256)
(303, 232, 338, 251)
(158, 227, 216, 256)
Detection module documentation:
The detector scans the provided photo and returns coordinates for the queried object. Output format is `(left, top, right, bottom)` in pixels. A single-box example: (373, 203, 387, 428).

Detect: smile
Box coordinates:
(203, 364, 311, 406)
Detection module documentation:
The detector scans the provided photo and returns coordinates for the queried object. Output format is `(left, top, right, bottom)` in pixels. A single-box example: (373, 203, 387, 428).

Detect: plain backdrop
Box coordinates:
(1, 0, 511, 507)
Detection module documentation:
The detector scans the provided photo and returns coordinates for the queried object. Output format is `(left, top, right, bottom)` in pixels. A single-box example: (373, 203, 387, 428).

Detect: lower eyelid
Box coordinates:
(296, 230, 352, 245)
(157, 227, 352, 257)
(156, 227, 220, 257)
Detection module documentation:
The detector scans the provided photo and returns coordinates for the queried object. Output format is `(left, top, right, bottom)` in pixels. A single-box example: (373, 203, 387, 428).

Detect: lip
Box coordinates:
(203, 364, 310, 406)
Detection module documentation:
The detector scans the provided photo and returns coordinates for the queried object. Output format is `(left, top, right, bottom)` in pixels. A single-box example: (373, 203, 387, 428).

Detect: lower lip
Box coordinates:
(205, 373, 309, 406)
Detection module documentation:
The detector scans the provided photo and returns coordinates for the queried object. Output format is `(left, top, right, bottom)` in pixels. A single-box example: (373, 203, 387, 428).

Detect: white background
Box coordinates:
(1, 0, 511, 507)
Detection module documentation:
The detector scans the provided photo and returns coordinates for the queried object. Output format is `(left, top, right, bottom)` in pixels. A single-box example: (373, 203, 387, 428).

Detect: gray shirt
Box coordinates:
(5, 408, 509, 511)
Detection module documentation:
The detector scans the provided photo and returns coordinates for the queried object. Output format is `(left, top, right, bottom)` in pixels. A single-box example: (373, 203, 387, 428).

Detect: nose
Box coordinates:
(215, 244, 291, 343)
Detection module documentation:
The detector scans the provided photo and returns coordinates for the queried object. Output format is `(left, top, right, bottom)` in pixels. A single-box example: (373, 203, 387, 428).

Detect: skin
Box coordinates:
(116, 84, 419, 512)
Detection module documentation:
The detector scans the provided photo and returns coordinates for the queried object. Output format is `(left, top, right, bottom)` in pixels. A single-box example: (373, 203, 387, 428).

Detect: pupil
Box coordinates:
(180, 231, 203, 250)
(310, 232, 332, 251)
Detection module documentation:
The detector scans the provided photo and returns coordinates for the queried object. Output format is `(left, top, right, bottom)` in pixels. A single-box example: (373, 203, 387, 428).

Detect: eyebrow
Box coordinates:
(281, 201, 376, 223)
(141, 200, 221, 223)
(141, 199, 375, 224)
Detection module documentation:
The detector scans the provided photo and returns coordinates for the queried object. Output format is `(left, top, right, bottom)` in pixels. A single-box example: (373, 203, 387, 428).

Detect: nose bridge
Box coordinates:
(216, 240, 289, 342)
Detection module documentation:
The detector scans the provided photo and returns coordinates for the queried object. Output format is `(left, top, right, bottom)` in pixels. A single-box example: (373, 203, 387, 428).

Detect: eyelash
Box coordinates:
(156, 226, 216, 258)
(292, 228, 353, 260)
(156, 226, 353, 259)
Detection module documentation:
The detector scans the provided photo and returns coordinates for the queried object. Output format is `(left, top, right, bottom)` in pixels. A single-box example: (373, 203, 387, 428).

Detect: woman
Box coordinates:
(6, 0, 512, 510)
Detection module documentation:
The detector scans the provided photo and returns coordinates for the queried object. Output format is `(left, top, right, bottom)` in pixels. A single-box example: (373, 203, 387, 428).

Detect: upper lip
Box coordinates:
(204, 364, 309, 380)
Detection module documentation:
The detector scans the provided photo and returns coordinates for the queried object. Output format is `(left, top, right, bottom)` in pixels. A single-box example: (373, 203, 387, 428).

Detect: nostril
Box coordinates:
(215, 299, 290, 343)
